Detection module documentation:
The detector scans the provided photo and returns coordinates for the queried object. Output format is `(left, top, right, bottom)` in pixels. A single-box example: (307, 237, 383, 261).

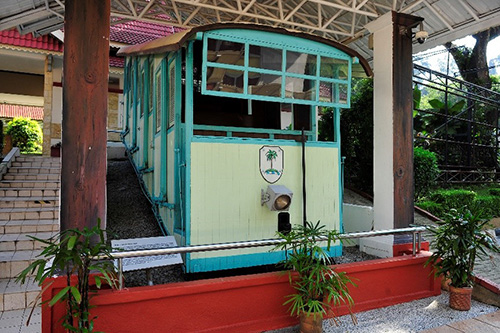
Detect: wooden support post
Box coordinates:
(61, 0, 110, 231)
(392, 12, 423, 229)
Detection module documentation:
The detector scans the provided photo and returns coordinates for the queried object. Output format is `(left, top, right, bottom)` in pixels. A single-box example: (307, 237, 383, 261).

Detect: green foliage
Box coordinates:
(426, 209, 499, 288)
(489, 188, 500, 196)
(473, 196, 500, 217)
(273, 221, 356, 324)
(16, 221, 118, 332)
(317, 108, 334, 142)
(416, 201, 444, 217)
(414, 147, 440, 199)
(414, 94, 466, 137)
(429, 189, 476, 211)
(339, 78, 373, 193)
(6, 117, 42, 153)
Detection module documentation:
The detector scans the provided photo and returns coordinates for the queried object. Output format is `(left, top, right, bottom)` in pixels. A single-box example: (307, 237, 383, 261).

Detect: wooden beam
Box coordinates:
(61, 0, 110, 231)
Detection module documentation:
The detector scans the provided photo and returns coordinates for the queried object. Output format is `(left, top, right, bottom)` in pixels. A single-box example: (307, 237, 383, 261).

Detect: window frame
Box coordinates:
(201, 32, 352, 108)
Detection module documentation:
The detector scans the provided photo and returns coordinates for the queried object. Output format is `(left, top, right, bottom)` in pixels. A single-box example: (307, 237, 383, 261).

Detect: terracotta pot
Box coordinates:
(449, 285, 472, 311)
(51, 146, 61, 157)
(299, 312, 323, 333)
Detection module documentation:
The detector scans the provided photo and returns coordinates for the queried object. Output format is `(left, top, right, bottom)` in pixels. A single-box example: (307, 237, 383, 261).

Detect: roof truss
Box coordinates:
(1, 1, 499, 59)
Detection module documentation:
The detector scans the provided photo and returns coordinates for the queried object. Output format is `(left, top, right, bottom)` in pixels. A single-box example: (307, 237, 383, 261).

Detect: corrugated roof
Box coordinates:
(0, 28, 63, 53)
(0, 104, 44, 120)
(0, 0, 499, 62)
(110, 20, 183, 45)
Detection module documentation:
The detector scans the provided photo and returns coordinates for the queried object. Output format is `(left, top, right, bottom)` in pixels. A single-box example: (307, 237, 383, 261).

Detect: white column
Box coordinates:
(359, 12, 396, 257)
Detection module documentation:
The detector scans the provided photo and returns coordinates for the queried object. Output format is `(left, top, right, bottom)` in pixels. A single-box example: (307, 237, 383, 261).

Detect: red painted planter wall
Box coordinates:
(42, 252, 440, 333)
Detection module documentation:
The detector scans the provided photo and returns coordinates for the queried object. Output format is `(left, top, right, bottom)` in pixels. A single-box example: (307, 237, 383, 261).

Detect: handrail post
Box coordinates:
(412, 231, 416, 256)
(118, 258, 123, 290)
(417, 231, 422, 254)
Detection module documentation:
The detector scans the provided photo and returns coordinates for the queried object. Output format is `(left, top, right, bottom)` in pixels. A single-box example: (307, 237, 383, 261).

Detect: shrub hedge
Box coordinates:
(414, 147, 440, 199)
(417, 188, 500, 219)
(6, 117, 42, 154)
(488, 188, 500, 196)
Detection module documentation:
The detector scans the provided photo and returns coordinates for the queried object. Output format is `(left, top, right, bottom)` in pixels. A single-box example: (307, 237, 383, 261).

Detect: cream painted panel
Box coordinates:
(190, 142, 339, 259)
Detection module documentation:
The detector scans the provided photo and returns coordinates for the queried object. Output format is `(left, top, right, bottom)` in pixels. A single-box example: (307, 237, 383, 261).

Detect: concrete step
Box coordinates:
(0, 277, 40, 311)
(3, 173, 60, 181)
(0, 249, 44, 279)
(0, 231, 56, 252)
(0, 180, 60, 189)
(8, 167, 60, 174)
(0, 188, 59, 198)
(15, 156, 59, 163)
(0, 197, 59, 209)
(0, 207, 59, 222)
(0, 219, 59, 235)
(10, 161, 60, 168)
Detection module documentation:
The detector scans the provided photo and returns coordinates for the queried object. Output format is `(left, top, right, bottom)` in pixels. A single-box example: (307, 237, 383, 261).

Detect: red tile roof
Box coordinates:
(0, 21, 181, 68)
(109, 56, 125, 68)
(0, 29, 63, 53)
(0, 104, 44, 120)
(110, 20, 183, 45)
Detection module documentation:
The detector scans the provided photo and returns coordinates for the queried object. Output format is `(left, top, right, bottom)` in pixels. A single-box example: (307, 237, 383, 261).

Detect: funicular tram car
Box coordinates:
(118, 23, 371, 273)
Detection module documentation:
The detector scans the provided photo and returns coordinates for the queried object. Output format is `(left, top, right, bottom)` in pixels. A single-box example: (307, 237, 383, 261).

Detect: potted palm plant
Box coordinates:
(16, 221, 118, 332)
(273, 221, 356, 333)
(426, 209, 499, 311)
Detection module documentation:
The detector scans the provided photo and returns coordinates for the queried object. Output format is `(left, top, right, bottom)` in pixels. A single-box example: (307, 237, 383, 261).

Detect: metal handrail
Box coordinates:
(102, 226, 426, 290)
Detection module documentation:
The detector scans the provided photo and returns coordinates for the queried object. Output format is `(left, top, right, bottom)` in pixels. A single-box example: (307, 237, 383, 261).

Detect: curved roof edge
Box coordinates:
(117, 23, 372, 77)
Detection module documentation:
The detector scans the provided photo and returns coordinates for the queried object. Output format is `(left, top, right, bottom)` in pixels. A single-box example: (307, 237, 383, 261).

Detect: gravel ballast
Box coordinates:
(268, 292, 498, 332)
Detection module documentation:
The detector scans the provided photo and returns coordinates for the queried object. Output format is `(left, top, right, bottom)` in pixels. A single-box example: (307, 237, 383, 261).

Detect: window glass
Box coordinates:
(320, 57, 348, 79)
(129, 64, 134, 109)
(149, 61, 154, 113)
(319, 81, 333, 103)
(249, 45, 282, 71)
(285, 77, 316, 100)
(338, 83, 349, 104)
(248, 72, 281, 97)
(280, 103, 293, 130)
(206, 67, 244, 93)
(207, 39, 245, 66)
(169, 64, 175, 127)
(139, 70, 145, 117)
(286, 51, 316, 75)
(156, 71, 161, 133)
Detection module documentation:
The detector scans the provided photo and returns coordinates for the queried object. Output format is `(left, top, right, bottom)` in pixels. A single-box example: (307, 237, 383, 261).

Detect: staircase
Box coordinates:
(0, 155, 60, 312)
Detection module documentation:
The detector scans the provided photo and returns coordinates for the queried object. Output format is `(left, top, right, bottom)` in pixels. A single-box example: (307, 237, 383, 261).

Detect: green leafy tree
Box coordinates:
(6, 117, 42, 153)
(445, 26, 500, 89)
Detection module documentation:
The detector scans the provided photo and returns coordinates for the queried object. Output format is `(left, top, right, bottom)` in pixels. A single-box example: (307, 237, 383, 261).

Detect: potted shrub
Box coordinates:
(273, 221, 356, 333)
(426, 209, 500, 311)
(16, 221, 118, 332)
(51, 142, 62, 157)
